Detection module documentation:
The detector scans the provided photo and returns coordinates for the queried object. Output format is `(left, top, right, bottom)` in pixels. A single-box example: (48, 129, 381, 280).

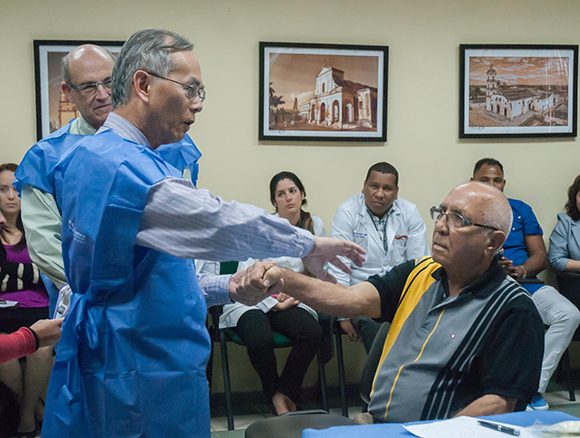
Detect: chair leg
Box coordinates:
(562, 348, 575, 402)
(317, 352, 328, 412)
(219, 330, 235, 430)
(334, 329, 348, 417)
(207, 341, 214, 391)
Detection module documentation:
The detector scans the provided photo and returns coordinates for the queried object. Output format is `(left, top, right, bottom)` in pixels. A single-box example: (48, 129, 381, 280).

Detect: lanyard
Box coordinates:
(367, 208, 390, 252)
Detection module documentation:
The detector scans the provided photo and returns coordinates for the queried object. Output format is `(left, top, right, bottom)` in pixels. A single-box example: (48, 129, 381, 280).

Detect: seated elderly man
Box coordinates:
(257, 182, 544, 423)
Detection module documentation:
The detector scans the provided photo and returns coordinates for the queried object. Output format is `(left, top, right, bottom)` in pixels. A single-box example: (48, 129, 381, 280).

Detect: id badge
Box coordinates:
(54, 284, 72, 319)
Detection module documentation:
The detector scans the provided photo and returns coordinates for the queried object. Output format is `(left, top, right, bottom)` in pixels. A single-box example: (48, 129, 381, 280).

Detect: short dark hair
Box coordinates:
(473, 158, 504, 176)
(364, 162, 398, 186)
(565, 174, 580, 221)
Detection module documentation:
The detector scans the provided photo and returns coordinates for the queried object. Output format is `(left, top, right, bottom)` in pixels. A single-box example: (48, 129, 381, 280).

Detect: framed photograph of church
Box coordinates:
(34, 39, 124, 140)
(460, 44, 578, 138)
(259, 42, 388, 142)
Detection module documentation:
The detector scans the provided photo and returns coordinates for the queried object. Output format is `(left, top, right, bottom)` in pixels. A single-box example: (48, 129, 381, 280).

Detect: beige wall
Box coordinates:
(2, 0, 580, 391)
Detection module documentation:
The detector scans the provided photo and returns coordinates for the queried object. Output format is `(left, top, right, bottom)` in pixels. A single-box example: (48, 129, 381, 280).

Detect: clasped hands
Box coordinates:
(228, 236, 365, 306)
(228, 261, 285, 305)
(498, 255, 526, 280)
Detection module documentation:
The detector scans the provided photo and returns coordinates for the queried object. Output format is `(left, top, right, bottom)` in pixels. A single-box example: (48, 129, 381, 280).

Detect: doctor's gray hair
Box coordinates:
(112, 29, 193, 107)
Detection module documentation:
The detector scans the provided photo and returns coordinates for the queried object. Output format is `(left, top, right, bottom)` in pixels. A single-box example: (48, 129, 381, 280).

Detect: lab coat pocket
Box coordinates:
(353, 231, 368, 251)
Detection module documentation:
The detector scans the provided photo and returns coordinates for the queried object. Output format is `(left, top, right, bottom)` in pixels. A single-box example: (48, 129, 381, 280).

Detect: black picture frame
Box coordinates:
(459, 44, 578, 138)
(33, 39, 124, 140)
(259, 42, 388, 142)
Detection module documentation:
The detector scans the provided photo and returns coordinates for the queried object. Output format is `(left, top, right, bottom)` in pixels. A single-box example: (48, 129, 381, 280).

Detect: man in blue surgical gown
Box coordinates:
(41, 29, 364, 438)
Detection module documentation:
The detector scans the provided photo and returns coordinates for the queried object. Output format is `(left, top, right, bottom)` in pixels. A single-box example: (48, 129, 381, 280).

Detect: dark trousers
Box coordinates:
(235, 307, 323, 403)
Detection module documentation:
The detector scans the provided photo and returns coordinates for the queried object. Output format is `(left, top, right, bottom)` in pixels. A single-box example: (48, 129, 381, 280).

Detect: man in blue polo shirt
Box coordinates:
(472, 157, 580, 410)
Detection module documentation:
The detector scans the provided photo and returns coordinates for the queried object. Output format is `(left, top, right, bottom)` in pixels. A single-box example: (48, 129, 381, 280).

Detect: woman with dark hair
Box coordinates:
(220, 171, 324, 415)
(0, 163, 52, 437)
(549, 174, 580, 308)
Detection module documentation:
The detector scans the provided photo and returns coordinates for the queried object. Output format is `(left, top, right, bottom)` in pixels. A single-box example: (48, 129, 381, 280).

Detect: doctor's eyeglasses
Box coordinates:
(68, 78, 113, 97)
(145, 71, 207, 102)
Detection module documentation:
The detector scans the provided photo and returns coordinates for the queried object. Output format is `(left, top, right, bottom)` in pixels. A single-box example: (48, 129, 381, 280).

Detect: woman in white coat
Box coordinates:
(220, 171, 324, 416)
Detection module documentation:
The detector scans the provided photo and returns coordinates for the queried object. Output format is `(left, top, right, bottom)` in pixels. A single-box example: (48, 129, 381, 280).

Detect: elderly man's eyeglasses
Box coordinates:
(430, 206, 499, 231)
(68, 78, 113, 97)
(146, 71, 206, 101)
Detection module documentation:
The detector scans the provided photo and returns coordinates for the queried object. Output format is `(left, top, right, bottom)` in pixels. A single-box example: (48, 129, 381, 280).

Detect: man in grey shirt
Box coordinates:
(258, 182, 543, 423)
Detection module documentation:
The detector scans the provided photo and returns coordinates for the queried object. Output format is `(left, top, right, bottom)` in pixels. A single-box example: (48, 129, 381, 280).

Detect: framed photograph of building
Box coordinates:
(259, 42, 388, 142)
(460, 44, 578, 138)
(34, 39, 124, 140)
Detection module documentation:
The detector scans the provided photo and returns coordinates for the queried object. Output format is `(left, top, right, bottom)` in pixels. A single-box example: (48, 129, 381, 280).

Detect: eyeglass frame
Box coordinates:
(144, 71, 206, 101)
(67, 78, 113, 96)
(430, 205, 499, 231)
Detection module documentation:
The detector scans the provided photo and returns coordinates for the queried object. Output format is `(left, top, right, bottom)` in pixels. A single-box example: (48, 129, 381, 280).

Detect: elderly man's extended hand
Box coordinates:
(303, 236, 365, 283)
(228, 262, 285, 305)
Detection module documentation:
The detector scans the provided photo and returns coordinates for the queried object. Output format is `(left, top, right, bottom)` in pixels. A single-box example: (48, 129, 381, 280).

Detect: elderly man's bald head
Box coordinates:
(62, 45, 115, 85)
(432, 182, 512, 274)
(450, 182, 512, 235)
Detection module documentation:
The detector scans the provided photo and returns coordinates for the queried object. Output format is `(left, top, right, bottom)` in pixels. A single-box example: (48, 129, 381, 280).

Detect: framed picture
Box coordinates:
(33, 39, 124, 140)
(259, 42, 388, 142)
(460, 44, 578, 138)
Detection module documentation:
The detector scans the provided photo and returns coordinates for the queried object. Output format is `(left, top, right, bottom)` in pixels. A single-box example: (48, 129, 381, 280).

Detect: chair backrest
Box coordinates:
(360, 322, 390, 407)
(220, 261, 239, 275)
(557, 272, 580, 296)
(245, 410, 352, 438)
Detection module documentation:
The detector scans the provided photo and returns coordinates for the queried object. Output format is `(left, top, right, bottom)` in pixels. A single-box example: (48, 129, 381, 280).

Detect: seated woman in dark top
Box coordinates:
(0, 163, 52, 436)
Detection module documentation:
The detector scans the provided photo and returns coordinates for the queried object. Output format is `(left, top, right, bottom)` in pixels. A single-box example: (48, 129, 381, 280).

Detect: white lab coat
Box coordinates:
(329, 193, 429, 286)
(219, 214, 325, 328)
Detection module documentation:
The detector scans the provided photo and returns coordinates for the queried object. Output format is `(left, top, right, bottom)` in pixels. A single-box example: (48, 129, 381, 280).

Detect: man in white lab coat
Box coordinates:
(329, 162, 429, 351)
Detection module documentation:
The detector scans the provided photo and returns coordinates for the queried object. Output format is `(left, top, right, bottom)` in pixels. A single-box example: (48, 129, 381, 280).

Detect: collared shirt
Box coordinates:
(101, 112, 149, 146)
(365, 257, 543, 423)
(69, 114, 97, 136)
(549, 212, 580, 273)
(102, 113, 315, 307)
